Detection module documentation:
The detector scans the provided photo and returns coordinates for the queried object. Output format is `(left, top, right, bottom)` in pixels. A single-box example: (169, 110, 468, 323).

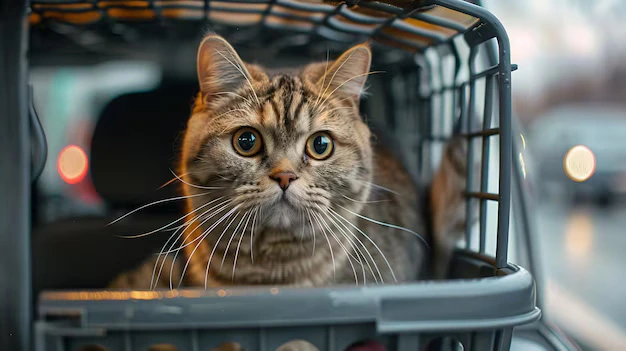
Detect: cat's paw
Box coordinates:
(276, 340, 320, 351)
(211, 342, 244, 351)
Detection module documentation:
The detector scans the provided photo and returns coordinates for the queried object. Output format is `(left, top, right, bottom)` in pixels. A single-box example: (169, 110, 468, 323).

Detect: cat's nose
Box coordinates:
(270, 171, 298, 190)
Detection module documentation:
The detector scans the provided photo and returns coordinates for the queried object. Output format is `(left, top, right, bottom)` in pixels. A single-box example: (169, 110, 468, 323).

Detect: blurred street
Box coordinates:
(538, 200, 626, 349)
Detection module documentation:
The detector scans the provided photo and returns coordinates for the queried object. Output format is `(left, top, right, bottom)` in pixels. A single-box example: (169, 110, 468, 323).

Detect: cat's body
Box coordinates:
(109, 35, 469, 290)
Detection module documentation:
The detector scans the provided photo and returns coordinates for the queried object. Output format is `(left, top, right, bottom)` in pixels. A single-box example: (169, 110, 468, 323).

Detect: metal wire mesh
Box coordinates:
(29, 0, 480, 52)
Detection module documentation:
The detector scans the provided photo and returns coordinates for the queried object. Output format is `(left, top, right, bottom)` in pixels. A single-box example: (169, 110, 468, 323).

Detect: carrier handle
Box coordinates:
(29, 84, 48, 183)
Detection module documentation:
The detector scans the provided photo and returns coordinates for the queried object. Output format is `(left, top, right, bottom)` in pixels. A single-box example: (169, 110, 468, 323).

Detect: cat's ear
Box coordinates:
(306, 44, 372, 103)
(197, 35, 256, 96)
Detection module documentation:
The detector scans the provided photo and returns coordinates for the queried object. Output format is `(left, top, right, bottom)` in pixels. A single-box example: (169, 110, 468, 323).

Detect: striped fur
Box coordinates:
(108, 35, 471, 290)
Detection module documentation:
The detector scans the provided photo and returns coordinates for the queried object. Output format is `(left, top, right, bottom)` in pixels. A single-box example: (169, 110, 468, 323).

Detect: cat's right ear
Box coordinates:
(197, 35, 254, 96)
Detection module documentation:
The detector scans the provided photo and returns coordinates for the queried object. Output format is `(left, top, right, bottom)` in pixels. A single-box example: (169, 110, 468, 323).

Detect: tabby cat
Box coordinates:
(109, 34, 470, 289)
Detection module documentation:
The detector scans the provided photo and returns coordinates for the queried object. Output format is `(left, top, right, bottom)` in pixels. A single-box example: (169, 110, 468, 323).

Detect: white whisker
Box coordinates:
(337, 205, 430, 250)
(169, 202, 236, 289)
(323, 209, 369, 285)
(314, 49, 330, 109)
(148, 197, 226, 289)
(209, 91, 252, 105)
(356, 180, 400, 196)
(340, 193, 390, 205)
(108, 191, 212, 226)
(220, 210, 250, 270)
(122, 196, 225, 239)
(204, 207, 242, 289)
(170, 169, 224, 190)
(329, 207, 397, 283)
(250, 207, 259, 264)
(316, 49, 355, 110)
(152, 198, 232, 289)
(161, 199, 233, 255)
(327, 209, 381, 284)
(319, 71, 384, 108)
(215, 49, 260, 106)
(310, 211, 336, 282)
(306, 209, 316, 257)
(313, 211, 358, 285)
(233, 208, 254, 281)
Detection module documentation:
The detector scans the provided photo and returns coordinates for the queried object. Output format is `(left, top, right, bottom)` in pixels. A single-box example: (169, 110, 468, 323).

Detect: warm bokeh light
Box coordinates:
(563, 145, 596, 182)
(57, 145, 88, 184)
(565, 209, 593, 262)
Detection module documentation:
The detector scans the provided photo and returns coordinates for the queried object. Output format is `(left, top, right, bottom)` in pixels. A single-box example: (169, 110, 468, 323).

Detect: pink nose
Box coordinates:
(270, 171, 298, 190)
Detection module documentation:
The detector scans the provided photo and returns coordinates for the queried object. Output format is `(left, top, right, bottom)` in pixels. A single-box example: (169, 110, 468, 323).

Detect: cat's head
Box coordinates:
(180, 34, 373, 239)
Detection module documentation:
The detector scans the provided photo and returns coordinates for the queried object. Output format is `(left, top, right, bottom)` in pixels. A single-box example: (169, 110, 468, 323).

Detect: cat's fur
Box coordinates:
(109, 35, 469, 289)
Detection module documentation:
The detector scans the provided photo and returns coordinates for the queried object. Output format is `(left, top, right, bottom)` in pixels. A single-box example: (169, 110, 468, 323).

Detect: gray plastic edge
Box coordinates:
(38, 263, 540, 334)
(0, 1, 32, 350)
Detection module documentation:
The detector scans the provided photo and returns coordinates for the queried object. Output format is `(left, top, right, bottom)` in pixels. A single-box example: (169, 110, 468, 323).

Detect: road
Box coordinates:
(536, 200, 626, 349)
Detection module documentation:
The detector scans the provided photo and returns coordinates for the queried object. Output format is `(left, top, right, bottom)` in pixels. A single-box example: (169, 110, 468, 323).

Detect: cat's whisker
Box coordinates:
(204, 207, 242, 289)
(108, 191, 212, 226)
(159, 199, 233, 255)
(158, 173, 189, 190)
(151, 198, 232, 289)
(313, 211, 359, 286)
(306, 209, 316, 257)
(151, 223, 189, 290)
(310, 212, 336, 282)
(356, 180, 401, 196)
(156, 200, 233, 289)
(172, 202, 238, 289)
(170, 169, 225, 190)
(250, 207, 259, 264)
(214, 49, 260, 106)
(329, 207, 396, 283)
(323, 209, 370, 285)
(233, 207, 255, 281)
(214, 108, 252, 126)
(313, 49, 330, 109)
(316, 49, 356, 110)
(176, 204, 239, 289)
(151, 205, 209, 290)
(299, 208, 306, 245)
(337, 204, 430, 250)
(122, 196, 225, 239)
(327, 208, 381, 285)
(325, 106, 355, 115)
(219, 110, 255, 134)
(216, 174, 234, 182)
(319, 71, 384, 108)
(221, 210, 250, 270)
(313, 208, 360, 264)
(228, 50, 261, 107)
(340, 193, 390, 205)
(209, 91, 252, 105)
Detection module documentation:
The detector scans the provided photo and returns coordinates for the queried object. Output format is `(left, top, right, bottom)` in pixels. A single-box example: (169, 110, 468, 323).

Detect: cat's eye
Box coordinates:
(233, 127, 262, 157)
(306, 131, 334, 160)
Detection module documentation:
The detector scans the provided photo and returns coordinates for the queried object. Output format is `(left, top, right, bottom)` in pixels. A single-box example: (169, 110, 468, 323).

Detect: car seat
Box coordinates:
(32, 77, 199, 294)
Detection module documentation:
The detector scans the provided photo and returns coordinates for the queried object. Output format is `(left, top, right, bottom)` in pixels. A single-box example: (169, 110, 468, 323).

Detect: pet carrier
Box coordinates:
(0, 0, 577, 350)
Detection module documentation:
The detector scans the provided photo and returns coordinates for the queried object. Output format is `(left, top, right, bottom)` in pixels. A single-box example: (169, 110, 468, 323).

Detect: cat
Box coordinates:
(108, 34, 471, 290)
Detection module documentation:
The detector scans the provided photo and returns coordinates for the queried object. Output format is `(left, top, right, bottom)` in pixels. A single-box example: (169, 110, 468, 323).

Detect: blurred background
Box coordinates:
(486, 0, 626, 349)
(28, 0, 626, 349)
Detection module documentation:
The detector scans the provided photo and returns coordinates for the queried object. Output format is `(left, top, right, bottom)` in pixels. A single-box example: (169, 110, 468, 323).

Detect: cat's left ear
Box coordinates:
(304, 43, 372, 103)
(197, 35, 259, 97)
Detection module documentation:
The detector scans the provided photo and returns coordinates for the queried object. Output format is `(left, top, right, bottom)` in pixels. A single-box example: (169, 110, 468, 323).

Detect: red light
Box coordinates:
(58, 145, 88, 184)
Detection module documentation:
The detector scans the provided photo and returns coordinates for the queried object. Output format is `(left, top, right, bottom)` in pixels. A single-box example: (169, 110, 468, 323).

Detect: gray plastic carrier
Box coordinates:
(0, 0, 549, 350)
(36, 253, 540, 350)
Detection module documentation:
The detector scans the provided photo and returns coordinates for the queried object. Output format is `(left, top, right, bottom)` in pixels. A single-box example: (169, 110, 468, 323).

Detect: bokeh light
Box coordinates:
(563, 145, 596, 182)
(57, 145, 88, 184)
